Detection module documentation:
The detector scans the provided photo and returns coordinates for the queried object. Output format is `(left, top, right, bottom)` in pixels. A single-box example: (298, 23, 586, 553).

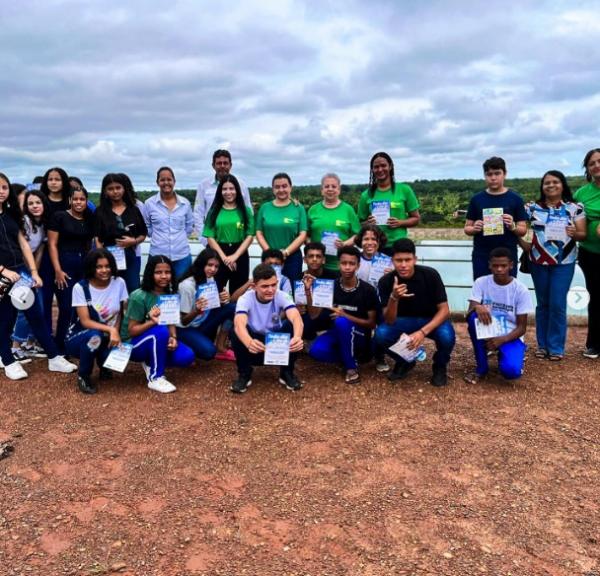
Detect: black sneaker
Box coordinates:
(582, 347, 600, 359)
(77, 375, 97, 395)
(279, 371, 303, 391)
(431, 365, 448, 387)
(387, 360, 416, 382)
(231, 374, 252, 394)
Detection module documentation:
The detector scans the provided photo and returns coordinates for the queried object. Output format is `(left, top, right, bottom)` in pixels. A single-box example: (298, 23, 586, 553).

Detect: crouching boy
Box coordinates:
(230, 264, 304, 393)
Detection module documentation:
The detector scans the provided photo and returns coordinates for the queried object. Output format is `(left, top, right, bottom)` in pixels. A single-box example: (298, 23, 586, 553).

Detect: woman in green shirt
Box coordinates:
(204, 175, 255, 294)
(357, 152, 420, 255)
(256, 172, 307, 281)
(575, 148, 600, 359)
(307, 173, 360, 272)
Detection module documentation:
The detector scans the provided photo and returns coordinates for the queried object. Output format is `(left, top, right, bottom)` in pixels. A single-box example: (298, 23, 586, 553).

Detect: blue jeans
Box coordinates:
(472, 251, 518, 280)
(12, 288, 44, 343)
(0, 266, 60, 366)
(117, 248, 141, 294)
(230, 321, 296, 377)
(282, 250, 303, 282)
(65, 328, 110, 377)
(176, 303, 235, 360)
(54, 252, 86, 353)
(39, 250, 56, 334)
(375, 317, 456, 367)
(171, 255, 192, 283)
(309, 317, 368, 370)
(129, 325, 195, 380)
(530, 262, 575, 355)
(466, 311, 526, 379)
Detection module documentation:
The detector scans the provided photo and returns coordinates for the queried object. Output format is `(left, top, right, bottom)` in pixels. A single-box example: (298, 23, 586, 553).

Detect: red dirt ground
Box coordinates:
(1, 324, 599, 576)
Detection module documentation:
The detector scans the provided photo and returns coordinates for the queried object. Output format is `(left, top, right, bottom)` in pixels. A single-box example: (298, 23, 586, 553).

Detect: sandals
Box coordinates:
(344, 369, 361, 385)
(534, 349, 548, 359)
(548, 354, 563, 361)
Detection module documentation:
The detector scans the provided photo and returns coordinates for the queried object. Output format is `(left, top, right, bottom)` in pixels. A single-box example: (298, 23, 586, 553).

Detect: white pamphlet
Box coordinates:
(196, 282, 221, 310)
(312, 279, 334, 308)
(545, 216, 569, 244)
(264, 332, 291, 366)
(368, 253, 393, 285)
(474, 316, 509, 340)
(482, 208, 504, 236)
(10, 271, 34, 290)
(107, 246, 127, 270)
(321, 231, 340, 256)
(294, 281, 307, 305)
(157, 295, 181, 325)
(388, 333, 420, 362)
(372, 201, 391, 225)
(103, 343, 133, 373)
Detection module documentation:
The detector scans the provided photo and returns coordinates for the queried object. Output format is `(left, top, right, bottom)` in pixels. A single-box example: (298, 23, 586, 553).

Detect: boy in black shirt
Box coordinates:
(375, 239, 456, 386)
(308, 246, 378, 384)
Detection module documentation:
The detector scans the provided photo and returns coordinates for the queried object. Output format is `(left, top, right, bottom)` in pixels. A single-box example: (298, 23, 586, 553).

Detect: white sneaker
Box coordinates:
(142, 362, 152, 380)
(48, 356, 77, 373)
(5, 361, 28, 380)
(147, 377, 176, 394)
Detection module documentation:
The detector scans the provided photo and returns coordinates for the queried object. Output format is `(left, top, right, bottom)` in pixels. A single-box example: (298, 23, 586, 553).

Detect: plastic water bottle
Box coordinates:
(415, 347, 427, 362)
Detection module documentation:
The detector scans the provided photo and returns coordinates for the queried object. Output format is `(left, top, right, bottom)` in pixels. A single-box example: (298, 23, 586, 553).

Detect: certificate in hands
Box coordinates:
(388, 333, 420, 362)
(311, 279, 334, 308)
(196, 282, 221, 310)
(264, 332, 291, 366)
(107, 246, 127, 270)
(368, 254, 393, 285)
(103, 343, 133, 373)
(322, 231, 340, 256)
(475, 316, 509, 340)
(157, 295, 181, 325)
(372, 201, 391, 225)
(294, 281, 307, 305)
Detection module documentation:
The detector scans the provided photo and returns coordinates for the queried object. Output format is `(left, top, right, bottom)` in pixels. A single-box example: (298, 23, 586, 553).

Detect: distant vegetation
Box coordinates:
(89, 175, 588, 228)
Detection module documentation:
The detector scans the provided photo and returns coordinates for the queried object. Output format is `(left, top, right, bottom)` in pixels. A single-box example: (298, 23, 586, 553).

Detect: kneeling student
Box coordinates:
(230, 264, 304, 393)
(66, 249, 128, 394)
(465, 246, 533, 383)
(308, 246, 378, 384)
(374, 239, 456, 387)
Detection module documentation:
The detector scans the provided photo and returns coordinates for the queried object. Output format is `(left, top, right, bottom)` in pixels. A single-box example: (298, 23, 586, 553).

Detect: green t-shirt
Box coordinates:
(203, 206, 255, 243)
(120, 288, 159, 341)
(357, 182, 420, 243)
(307, 201, 361, 270)
(256, 201, 308, 250)
(574, 182, 600, 254)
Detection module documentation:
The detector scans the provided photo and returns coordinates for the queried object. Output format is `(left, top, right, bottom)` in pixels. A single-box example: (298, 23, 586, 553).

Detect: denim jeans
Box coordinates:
(65, 328, 110, 377)
(12, 288, 44, 343)
(230, 321, 296, 377)
(54, 252, 86, 353)
(530, 261, 575, 355)
(282, 250, 303, 282)
(0, 265, 60, 366)
(466, 311, 526, 379)
(176, 303, 235, 360)
(375, 317, 456, 367)
(117, 248, 141, 294)
(171, 255, 192, 283)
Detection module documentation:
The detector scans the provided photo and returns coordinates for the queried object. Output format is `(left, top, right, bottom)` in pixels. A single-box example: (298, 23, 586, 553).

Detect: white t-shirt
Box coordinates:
(24, 216, 44, 253)
(71, 277, 128, 327)
(470, 275, 533, 332)
(177, 276, 210, 328)
(235, 289, 295, 335)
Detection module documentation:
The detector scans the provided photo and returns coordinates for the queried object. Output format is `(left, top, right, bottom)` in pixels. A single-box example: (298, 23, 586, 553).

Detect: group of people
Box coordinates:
(0, 147, 598, 395)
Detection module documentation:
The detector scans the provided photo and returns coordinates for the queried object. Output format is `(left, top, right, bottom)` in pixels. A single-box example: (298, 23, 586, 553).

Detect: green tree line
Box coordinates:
(89, 176, 588, 228)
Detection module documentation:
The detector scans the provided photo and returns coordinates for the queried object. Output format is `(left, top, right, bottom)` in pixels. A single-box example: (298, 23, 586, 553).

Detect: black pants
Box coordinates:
(215, 242, 250, 295)
(579, 247, 600, 350)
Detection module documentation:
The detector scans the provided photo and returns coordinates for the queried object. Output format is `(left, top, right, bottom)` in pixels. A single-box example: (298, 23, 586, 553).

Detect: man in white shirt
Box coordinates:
(193, 149, 252, 243)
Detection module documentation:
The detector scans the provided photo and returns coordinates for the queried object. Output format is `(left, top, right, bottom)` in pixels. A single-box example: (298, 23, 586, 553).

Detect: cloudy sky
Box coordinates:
(2, 0, 600, 190)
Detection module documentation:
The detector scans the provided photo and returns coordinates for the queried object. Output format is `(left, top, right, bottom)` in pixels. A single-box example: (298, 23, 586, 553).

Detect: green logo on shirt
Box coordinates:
(283, 218, 296, 224)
